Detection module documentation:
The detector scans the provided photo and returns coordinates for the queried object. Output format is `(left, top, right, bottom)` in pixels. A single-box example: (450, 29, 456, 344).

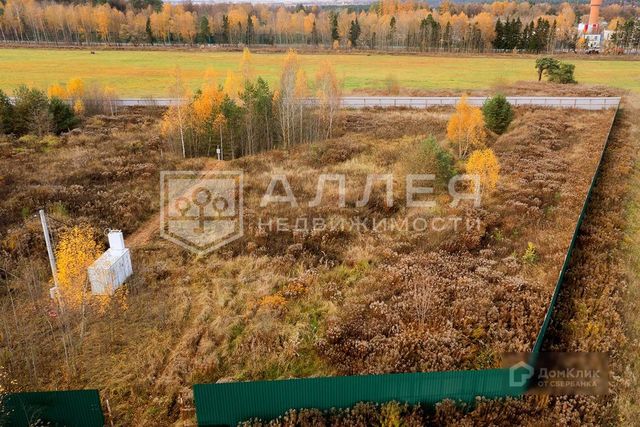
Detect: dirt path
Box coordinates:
(126, 159, 222, 249)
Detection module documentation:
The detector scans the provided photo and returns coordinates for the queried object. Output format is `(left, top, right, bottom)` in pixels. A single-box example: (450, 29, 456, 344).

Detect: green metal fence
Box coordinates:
(0, 390, 104, 427)
(192, 104, 621, 426)
(532, 105, 620, 356)
(194, 368, 530, 427)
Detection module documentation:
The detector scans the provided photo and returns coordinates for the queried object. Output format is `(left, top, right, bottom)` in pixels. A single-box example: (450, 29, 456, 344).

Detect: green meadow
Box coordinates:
(1, 48, 638, 96)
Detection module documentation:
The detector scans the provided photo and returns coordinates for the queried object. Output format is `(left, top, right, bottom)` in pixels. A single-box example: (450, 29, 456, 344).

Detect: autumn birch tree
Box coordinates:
(466, 148, 500, 194)
(316, 60, 342, 139)
(162, 68, 190, 158)
(447, 95, 486, 158)
(278, 49, 300, 149)
(294, 69, 308, 144)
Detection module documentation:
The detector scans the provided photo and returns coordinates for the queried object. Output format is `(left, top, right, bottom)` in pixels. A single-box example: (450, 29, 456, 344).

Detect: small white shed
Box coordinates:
(88, 230, 132, 295)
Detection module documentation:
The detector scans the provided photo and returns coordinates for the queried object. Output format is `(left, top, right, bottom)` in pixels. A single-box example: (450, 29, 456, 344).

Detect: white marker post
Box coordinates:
(39, 209, 61, 302)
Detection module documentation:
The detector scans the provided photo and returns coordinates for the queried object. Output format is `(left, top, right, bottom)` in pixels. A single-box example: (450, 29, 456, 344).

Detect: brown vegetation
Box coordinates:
(245, 99, 640, 426)
(0, 95, 619, 425)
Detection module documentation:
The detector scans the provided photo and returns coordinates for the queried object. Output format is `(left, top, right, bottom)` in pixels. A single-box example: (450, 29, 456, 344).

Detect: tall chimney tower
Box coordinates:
(587, 0, 602, 33)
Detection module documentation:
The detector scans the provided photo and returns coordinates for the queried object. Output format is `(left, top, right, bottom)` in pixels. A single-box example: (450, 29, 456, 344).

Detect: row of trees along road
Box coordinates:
(161, 49, 341, 159)
(1, 0, 639, 52)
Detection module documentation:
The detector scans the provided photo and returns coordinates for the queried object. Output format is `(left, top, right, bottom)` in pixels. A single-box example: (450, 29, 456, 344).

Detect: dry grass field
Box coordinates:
(0, 83, 621, 424)
(0, 48, 638, 97)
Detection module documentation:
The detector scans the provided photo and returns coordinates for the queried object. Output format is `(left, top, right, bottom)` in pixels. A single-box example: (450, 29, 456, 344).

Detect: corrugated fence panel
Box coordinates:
(194, 368, 531, 426)
(0, 390, 104, 427)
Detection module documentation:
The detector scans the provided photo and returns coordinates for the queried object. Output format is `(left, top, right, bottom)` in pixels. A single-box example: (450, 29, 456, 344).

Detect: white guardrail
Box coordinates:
(112, 96, 621, 110)
(339, 96, 621, 110)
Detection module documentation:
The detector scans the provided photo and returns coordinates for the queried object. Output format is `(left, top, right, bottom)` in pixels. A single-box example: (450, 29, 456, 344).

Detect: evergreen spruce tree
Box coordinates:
(145, 17, 154, 45)
(493, 19, 504, 50)
(349, 18, 361, 48)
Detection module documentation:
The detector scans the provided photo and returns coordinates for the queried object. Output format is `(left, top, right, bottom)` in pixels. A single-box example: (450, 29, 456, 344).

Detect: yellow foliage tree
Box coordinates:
(239, 47, 253, 82)
(192, 82, 226, 154)
(73, 99, 85, 116)
(465, 148, 500, 194)
(55, 225, 101, 311)
(47, 83, 67, 99)
(608, 17, 624, 31)
(223, 70, 242, 101)
(162, 68, 190, 158)
(67, 78, 85, 100)
(316, 60, 341, 138)
(192, 83, 224, 124)
(203, 67, 218, 84)
(447, 95, 486, 158)
(294, 69, 308, 99)
(278, 49, 301, 148)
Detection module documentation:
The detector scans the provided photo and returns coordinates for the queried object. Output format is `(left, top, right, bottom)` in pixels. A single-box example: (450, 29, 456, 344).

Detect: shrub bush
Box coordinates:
(404, 136, 456, 186)
(17, 134, 39, 147)
(522, 242, 538, 264)
(41, 135, 61, 149)
(421, 136, 456, 184)
(6, 86, 79, 137)
(13, 85, 52, 136)
(0, 89, 14, 135)
(384, 74, 400, 95)
(534, 57, 560, 81)
(548, 62, 577, 84)
(482, 94, 514, 134)
(49, 97, 80, 134)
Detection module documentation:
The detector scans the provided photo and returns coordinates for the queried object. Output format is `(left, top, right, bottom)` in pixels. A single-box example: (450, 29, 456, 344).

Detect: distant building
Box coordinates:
(576, 0, 613, 53)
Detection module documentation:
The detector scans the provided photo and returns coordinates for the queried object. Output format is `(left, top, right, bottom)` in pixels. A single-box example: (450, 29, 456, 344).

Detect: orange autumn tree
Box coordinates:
(223, 70, 242, 101)
(191, 82, 226, 155)
(447, 95, 486, 158)
(67, 78, 85, 99)
(466, 148, 500, 194)
(67, 78, 86, 116)
(47, 83, 67, 99)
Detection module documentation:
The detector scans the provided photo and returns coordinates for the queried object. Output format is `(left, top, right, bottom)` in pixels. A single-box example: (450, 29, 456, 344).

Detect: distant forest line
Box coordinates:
(1, 0, 640, 52)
